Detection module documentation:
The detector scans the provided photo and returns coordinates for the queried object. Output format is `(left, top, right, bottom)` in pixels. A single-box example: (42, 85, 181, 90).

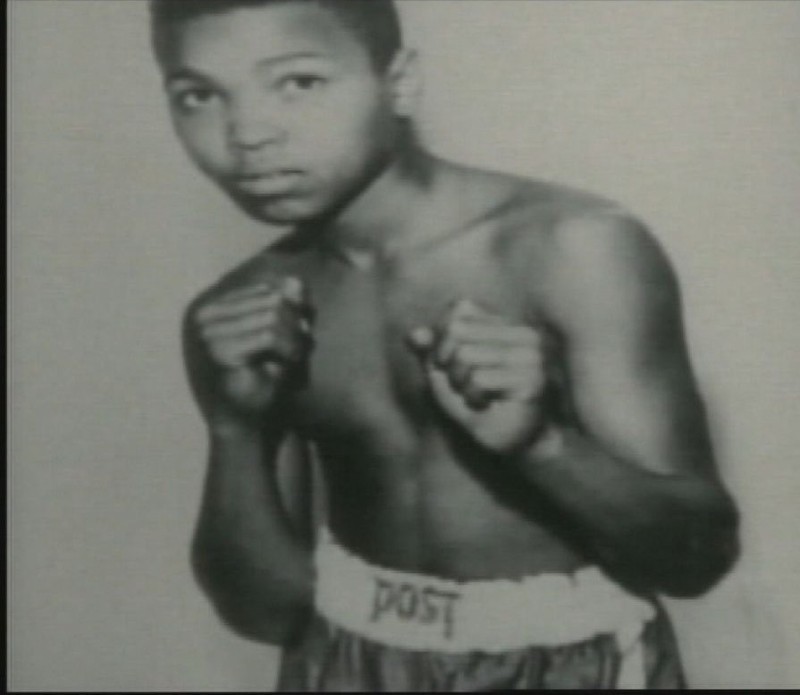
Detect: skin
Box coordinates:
(161, 3, 740, 646)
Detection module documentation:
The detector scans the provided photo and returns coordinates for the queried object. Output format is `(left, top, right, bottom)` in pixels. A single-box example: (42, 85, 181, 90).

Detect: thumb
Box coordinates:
(407, 326, 435, 356)
(260, 360, 286, 379)
(281, 276, 308, 305)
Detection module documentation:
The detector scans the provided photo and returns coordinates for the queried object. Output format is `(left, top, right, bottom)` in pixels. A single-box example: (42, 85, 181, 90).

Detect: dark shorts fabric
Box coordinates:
(277, 603, 686, 691)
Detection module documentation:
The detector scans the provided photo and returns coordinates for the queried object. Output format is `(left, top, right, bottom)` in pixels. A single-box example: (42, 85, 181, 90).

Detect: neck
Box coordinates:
(307, 132, 439, 264)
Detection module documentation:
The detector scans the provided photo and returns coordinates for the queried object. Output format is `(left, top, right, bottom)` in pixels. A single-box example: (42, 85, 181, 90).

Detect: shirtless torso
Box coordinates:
(185, 152, 737, 640)
(274, 168, 587, 580)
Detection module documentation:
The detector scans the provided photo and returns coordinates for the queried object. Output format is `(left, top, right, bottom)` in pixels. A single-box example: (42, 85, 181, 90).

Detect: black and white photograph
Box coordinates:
(9, 0, 800, 690)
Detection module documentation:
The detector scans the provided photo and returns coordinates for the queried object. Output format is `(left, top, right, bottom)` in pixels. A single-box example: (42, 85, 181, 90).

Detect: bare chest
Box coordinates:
(287, 236, 536, 442)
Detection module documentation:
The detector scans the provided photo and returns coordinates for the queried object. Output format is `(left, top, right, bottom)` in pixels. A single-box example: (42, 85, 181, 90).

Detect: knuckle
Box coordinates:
(437, 323, 455, 350)
(439, 333, 456, 356)
(470, 370, 491, 390)
(261, 309, 279, 328)
(257, 327, 278, 348)
(274, 333, 295, 356)
(446, 366, 463, 389)
(456, 363, 473, 384)
(288, 310, 310, 332)
(467, 382, 486, 402)
(518, 361, 539, 380)
(432, 338, 450, 365)
(276, 301, 297, 323)
(444, 312, 465, 336)
(453, 343, 469, 365)
(521, 332, 541, 352)
(527, 327, 542, 344)
(469, 373, 485, 391)
(522, 349, 541, 368)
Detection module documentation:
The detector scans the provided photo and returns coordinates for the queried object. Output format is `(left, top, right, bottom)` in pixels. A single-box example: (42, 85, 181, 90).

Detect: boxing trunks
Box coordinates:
(277, 528, 686, 690)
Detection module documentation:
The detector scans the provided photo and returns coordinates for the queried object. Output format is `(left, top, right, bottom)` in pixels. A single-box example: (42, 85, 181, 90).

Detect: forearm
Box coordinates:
(192, 424, 314, 644)
(517, 426, 739, 597)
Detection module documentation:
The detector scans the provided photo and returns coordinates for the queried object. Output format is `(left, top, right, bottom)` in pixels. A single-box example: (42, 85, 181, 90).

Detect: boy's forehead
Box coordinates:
(160, 2, 371, 74)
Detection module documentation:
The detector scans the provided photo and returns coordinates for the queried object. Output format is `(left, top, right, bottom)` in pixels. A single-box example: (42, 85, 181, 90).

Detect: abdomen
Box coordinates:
(319, 425, 588, 581)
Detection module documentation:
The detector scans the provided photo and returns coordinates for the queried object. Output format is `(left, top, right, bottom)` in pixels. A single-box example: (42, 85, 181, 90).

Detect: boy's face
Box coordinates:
(159, 2, 405, 225)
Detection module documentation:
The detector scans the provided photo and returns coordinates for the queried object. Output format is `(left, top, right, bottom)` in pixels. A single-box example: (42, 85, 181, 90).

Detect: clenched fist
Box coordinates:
(186, 276, 314, 430)
(409, 299, 548, 454)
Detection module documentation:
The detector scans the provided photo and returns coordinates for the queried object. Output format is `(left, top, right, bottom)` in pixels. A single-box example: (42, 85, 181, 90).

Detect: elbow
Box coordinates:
(213, 597, 311, 646)
(657, 496, 741, 598)
(605, 491, 741, 598)
(190, 541, 312, 647)
(657, 537, 740, 598)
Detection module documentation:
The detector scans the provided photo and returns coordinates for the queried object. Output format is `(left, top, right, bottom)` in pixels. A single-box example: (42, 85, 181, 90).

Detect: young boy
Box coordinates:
(151, 0, 739, 689)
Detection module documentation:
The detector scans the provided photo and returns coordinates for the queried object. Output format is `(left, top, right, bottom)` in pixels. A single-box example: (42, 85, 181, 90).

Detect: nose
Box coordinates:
(227, 96, 287, 150)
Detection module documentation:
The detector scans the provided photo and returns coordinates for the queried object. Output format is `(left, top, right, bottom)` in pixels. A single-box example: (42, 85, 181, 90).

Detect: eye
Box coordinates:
(171, 87, 219, 113)
(279, 74, 328, 97)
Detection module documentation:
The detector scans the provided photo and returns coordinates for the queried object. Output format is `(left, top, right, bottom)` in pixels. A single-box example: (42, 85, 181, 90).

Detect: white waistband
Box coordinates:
(313, 528, 655, 658)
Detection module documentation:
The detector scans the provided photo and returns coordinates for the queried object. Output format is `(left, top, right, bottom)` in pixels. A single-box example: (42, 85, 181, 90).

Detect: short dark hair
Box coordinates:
(150, 0, 402, 71)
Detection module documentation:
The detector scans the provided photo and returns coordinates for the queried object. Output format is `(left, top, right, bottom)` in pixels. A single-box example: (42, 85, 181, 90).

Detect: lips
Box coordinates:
(232, 169, 306, 196)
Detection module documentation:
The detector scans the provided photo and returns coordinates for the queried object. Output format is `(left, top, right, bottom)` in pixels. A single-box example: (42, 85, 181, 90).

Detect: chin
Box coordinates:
(234, 194, 330, 227)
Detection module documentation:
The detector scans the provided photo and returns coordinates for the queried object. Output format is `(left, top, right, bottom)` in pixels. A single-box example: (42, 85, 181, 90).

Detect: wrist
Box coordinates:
(207, 413, 281, 442)
(501, 424, 569, 483)
(498, 421, 566, 463)
(206, 418, 287, 473)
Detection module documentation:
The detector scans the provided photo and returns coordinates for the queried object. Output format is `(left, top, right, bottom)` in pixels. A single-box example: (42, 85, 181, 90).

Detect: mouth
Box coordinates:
(232, 169, 306, 195)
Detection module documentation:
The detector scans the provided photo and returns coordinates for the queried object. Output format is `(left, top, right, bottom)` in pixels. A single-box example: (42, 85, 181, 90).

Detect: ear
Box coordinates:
(387, 49, 421, 118)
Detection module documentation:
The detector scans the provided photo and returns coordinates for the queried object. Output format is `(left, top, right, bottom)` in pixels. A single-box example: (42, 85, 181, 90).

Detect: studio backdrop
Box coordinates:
(9, 1, 800, 689)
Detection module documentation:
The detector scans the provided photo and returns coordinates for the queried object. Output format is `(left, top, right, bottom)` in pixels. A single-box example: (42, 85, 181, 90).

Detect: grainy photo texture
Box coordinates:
(9, 0, 800, 690)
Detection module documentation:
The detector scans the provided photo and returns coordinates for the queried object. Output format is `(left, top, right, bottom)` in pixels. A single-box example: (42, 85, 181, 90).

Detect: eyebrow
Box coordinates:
(165, 67, 216, 86)
(255, 51, 332, 70)
(165, 52, 332, 85)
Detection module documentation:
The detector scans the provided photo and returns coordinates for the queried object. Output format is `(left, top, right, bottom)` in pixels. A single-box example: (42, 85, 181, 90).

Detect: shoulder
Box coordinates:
(480, 174, 675, 279)
(473, 171, 629, 255)
(537, 206, 683, 346)
(548, 205, 675, 282)
(476, 173, 681, 328)
(481, 171, 676, 291)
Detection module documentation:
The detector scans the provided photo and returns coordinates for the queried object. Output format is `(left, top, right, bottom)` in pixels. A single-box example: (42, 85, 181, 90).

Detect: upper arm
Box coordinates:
(543, 213, 717, 479)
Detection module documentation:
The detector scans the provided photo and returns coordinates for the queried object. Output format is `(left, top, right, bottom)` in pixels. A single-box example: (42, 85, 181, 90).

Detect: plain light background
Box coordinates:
(8, 0, 800, 689)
